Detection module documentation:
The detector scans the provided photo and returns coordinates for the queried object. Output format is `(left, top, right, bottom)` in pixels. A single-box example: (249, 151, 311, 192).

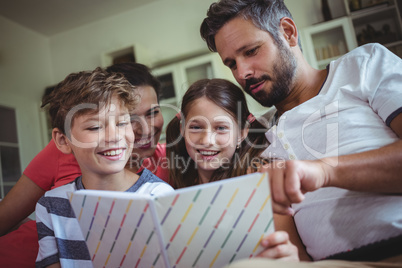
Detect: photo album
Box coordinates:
(68, 172, 274, 268)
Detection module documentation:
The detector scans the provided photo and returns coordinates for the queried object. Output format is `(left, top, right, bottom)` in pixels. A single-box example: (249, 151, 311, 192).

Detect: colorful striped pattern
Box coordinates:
(70, 172, 273, 268)
(154, 173, 273, 268)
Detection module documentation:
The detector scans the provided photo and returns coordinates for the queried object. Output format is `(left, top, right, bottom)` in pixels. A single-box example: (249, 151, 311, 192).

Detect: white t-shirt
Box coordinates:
(261, 43, 402, 260)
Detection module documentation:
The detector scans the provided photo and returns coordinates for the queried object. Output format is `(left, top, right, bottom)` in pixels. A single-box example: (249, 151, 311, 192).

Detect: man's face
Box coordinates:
(215, 17, 297, 107)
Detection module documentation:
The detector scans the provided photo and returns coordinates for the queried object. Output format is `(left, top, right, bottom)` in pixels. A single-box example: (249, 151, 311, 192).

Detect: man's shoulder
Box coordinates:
(338, 43, 393, 62)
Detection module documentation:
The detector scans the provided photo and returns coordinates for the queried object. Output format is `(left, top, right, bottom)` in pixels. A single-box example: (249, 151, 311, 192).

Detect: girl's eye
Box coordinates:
(216, 126, 229, 132)
(189, 125, 202, 131)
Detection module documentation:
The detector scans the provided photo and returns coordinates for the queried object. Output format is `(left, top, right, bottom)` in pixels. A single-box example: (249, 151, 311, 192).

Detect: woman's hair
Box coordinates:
(41, 67, 139, 137)
(166, 78, 268, 188)
(200, 0, 301, 51)
(106, 62, 162, 102)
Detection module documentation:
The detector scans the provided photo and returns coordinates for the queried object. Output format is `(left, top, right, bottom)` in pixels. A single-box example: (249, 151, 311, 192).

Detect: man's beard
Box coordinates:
(245, 42, 297, 107)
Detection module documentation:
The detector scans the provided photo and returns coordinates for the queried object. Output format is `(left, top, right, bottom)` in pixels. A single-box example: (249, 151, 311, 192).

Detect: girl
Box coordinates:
(166, 78, 268, 188)
(166, 78, 307, 261)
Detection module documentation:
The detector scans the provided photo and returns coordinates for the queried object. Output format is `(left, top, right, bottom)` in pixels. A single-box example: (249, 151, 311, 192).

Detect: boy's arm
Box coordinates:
(35, 197, 60, 267)
(46, 263, 61, 268)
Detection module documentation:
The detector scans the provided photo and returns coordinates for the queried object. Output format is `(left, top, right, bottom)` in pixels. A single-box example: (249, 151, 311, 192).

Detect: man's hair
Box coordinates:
(106, 62, 162, 102)
(200, 0, 300, 52)
(41, 67, 139, 136)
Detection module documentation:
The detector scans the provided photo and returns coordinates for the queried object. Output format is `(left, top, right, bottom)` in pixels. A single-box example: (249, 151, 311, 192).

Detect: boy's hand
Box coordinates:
(256, 231, 299, 261)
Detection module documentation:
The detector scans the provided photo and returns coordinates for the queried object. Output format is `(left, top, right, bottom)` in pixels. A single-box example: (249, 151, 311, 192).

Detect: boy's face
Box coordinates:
(67, 96, 134, 177)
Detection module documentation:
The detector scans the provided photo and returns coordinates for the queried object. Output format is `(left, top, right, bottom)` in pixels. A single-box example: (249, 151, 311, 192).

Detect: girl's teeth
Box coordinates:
(199, 151, 218, 156)
(102, 149, 122, 156)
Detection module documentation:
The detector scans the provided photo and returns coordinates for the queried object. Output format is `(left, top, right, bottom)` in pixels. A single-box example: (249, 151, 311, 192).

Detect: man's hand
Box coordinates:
(256, 160, 330, 215)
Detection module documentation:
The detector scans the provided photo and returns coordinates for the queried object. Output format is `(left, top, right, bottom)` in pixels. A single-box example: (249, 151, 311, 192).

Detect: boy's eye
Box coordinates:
(117, 121, 129, 127)
(87, 126, 100, 131)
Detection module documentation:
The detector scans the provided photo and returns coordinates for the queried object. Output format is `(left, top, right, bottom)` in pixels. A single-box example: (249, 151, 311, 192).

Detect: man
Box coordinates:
(200, 0, 402, 264)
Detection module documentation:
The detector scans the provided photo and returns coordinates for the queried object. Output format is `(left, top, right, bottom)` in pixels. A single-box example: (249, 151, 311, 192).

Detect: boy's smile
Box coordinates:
(67, 96, 134, 178)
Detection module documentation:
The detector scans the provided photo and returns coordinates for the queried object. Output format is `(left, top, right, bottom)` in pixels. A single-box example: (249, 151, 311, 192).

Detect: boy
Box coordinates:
(35, 67, 174, 267)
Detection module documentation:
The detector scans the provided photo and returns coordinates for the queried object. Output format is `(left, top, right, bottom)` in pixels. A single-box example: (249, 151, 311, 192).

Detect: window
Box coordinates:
(0, 105, 21, 198)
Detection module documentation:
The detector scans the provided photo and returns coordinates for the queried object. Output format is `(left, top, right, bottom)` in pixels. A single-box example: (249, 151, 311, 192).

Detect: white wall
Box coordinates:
(48, 0, 215, 82)
(0, 16, 53, 169)
(0, 0, 334, 170)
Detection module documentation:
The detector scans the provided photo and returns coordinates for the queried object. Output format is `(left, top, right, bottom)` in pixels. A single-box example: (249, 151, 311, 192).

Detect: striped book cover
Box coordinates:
(69, 172, 274, 268)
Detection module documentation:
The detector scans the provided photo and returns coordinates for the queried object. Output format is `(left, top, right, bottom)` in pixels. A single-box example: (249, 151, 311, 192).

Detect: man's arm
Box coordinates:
(323, 112, 402, 192)
(264, 113, 402, 214)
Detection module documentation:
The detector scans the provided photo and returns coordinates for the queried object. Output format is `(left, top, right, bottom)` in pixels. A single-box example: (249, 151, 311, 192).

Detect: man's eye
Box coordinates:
(228, 62, 237, 71)
(246, 47, 258, 56)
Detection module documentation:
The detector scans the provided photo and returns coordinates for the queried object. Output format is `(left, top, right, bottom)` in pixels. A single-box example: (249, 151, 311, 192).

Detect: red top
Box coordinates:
(138, 143, 169, 184)
(24, 139, 169, 191)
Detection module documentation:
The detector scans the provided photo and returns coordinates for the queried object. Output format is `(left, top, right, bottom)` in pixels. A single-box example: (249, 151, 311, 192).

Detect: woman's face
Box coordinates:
(183, 97, 246, 183)
(130, 86, 163, 162)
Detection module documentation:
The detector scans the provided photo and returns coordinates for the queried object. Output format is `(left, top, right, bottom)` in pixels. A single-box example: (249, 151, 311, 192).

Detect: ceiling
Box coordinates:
(0, 0, 159, 36)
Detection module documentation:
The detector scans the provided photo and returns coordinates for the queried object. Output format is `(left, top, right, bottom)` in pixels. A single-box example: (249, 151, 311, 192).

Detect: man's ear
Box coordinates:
(52, 128, 73, 154)
(279, 17, 298, 47)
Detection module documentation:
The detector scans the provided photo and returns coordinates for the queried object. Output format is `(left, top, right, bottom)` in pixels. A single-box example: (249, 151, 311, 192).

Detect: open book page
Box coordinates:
(153, 172, 274, 268)
(69, 191, 165, 267)
(69, 172, 274, 268)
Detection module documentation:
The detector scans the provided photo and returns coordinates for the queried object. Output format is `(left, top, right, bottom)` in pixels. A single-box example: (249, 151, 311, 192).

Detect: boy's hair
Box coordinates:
(41, 67, 139, 136)
(106, 62, 162, 102)
(200, 0, 301, 52)
(166, 78, 268, 188)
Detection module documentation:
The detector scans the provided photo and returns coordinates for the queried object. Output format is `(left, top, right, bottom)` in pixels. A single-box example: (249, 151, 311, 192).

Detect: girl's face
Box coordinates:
(183, 97, 247, 183)
(130, 86, 163, 161)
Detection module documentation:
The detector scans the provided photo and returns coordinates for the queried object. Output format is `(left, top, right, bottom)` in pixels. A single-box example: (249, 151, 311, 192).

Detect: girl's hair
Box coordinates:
(166, 78, 268, 188)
